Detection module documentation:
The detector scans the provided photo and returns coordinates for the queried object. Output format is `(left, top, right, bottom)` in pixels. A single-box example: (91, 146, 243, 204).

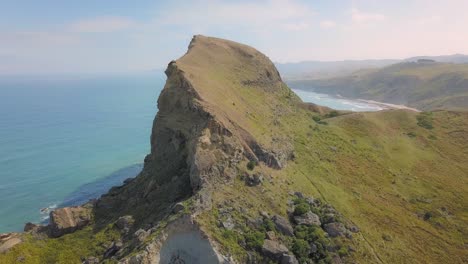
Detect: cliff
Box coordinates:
(1, 36, 467, 264)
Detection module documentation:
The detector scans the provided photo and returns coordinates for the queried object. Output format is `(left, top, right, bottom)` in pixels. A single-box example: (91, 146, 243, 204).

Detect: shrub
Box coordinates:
(312, 116, 322, 122)
(263, 219, 276, 232)
(326, 110, 339, 118)
(294, 203, 310, 216)
(244, 230, 265, 250)
(417, 112, 434, 129)
(292, 238, 310, 260)
(246, 160, 257, 170)
(338, 247, 349, 257)
(407, 132, 417, 138)
(423, 211, 433, 221)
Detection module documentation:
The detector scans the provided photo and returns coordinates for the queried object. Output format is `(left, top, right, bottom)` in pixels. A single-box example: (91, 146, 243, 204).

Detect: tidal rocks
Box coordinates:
(272, 215, 294, 236)
(261, 239, 289, 260)
(293, 211, 321, 226)
(49, 206, 92, 238)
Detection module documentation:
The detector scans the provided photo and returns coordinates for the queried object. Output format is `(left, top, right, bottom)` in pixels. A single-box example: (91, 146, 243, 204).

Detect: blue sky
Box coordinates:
(1, 0, 467, 75)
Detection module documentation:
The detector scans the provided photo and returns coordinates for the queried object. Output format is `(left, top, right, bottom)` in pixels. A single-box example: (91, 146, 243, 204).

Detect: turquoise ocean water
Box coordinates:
(0, 74, 383, 232)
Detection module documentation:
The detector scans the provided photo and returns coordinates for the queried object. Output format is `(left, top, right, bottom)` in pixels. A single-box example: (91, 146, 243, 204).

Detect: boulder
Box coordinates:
(82, 256, 99, 264)
(266, 231, 277, 240)
(172, 202, 185, 213)
(0, 234, 22, 253)
(246, 173, 264, 186)
(49, 206, 92, 238)
(323, 222, 346, 237)
(116, 215, 134, 230)
(23, 222, 38, 232)
(134, 229, 149, 243)
(272, 215, 294, 236)
(261, 239, 289, 260)
(221, 217, 235, 230)
(280, 254, 299, 264)
(294, 212, 321, 226)
(104, 240, 123, 259)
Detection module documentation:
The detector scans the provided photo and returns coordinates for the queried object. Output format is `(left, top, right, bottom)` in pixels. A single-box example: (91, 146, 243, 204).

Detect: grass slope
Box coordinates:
(288, 61, 468, 111)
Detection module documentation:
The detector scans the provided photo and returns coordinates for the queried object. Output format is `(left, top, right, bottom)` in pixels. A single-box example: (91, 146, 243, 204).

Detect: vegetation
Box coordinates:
(288, 62, 468, 111)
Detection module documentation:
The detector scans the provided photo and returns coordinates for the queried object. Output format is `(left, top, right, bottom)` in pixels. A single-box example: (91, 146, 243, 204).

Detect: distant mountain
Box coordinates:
(276, 59, 399, 80)
(277, 54, 468, 80)
(404, 54, 468, 64)
(287, 61, 468, 111)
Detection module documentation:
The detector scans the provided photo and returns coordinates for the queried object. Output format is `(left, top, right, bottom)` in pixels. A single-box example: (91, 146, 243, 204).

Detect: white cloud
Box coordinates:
(351, 8, 386, 23)
(282, 22, 310, 31)
(70, 16, 135, 33)
(320, 20, 336, 29)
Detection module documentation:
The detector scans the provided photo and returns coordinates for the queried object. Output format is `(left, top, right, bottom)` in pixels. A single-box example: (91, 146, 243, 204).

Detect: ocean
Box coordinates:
(0, 74, 382, 232)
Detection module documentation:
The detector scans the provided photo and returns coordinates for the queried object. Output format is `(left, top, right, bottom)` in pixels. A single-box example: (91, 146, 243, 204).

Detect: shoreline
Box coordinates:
(356, 99, 420, 112)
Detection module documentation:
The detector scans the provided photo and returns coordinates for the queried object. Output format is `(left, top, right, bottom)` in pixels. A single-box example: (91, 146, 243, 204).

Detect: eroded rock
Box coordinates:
(272, 215, 294, 236)
(49, 206, 92, 238)
(294, 211, 321, 226)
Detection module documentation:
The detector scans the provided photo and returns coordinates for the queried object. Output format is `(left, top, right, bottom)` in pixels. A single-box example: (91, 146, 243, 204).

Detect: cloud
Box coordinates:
(351, 8, 386, 23)
(320, 20, 336, 29)
(152, 0, 315, 33)
(70, 16, 135, 33)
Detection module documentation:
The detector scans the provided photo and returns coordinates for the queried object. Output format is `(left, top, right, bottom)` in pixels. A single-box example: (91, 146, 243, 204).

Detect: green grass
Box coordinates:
(0, 225, 120, 264)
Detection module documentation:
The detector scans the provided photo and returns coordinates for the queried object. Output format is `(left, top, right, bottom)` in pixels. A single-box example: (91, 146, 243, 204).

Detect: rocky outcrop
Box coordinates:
(48, 206, 92, 237)
(0, 233, 22, 253)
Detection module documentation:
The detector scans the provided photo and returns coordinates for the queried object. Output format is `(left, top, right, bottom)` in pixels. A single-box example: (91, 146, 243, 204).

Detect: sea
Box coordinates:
(0, 73, 385, 232)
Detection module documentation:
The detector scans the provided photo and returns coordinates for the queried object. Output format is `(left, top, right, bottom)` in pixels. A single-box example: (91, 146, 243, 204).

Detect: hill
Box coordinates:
(277, 54, 468, 81)
(288, 61, 468, 111)
(1, 36, 467, 264)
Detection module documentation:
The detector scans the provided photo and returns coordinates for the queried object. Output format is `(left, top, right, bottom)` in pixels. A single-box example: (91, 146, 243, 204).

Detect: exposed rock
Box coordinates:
(246, 173, 264, 186)
(294, 192, 305, 199)
(266, 231, 277, 240)
(309, 243, 317, 254)
(272, 215, 294, 236)
(172, 202, 185, 213)
(104, 240, 123, 259)
(280, 254, 299, 264)
(134, 229, 149, 243)
(221, 217, 235, 230)
(294, 211, 321, 226)
(0, 233, 22, 253)
(23, 222, 38, 232)
(116, 215, 134, 230)
(82, 256, 99, 264)
(324, 222, 346, 237)
(49, 206, 92, 238)
(348, 225, 360, 233)
(261, 239, 289, 260)
(331, 255, 343, 264)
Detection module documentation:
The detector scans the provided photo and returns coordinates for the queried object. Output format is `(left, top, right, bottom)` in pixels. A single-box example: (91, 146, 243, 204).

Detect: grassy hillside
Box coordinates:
(1, 36, 467, 264)
(288, 61, 468, 111)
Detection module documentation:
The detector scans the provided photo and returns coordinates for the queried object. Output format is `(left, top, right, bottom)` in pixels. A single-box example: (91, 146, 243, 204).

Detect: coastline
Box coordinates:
(356, 99, 420, 112)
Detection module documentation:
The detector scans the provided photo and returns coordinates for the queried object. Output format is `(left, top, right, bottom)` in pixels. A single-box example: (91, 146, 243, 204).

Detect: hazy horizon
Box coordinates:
(1, 0, 468, 75)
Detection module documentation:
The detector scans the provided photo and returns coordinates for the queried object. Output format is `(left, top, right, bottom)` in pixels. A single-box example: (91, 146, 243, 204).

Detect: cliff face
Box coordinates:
(95, 36, 296, 228)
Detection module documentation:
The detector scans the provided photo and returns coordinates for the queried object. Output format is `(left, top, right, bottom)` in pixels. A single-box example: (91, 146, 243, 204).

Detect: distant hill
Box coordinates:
(277, 54, 468, 80)
(287, 61, 468, 111)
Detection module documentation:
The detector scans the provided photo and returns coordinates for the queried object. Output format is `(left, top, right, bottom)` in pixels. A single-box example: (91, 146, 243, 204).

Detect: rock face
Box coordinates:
(272, 215, 294, 236)
(48, 206, 92, 237)
(77, 36, 299, 263)
(294, 212, 321, 226)
(261, 240, 289, 260)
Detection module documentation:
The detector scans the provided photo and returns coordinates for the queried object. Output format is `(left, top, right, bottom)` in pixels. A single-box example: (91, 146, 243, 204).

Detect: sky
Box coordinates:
(1, 0, 467, 75)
